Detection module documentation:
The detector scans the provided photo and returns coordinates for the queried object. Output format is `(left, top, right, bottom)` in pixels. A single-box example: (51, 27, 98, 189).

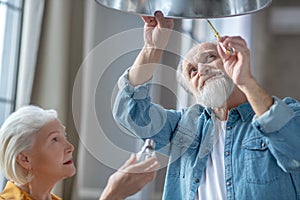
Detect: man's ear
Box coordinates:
(16, 152, 31, 169)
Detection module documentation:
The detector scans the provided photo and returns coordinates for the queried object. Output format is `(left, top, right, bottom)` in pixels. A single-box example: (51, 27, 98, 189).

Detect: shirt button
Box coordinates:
(225, 151, 230, 156)
(195, 178, 200, 183)
(179, 137, 183, 143)
(261, 142, 266, 147)
(226, 181, 231, 186)
(227, 126, 232, 130)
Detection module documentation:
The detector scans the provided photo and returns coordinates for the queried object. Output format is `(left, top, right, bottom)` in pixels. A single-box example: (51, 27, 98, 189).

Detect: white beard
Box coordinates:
(194, 74, 234, 108)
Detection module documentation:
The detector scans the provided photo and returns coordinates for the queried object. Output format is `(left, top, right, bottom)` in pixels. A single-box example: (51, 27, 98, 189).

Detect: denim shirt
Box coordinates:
(113, 70, 300, 200)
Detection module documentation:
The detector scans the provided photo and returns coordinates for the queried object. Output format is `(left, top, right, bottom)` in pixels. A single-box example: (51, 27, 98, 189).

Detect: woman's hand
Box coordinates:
(99, 154, 160, 200)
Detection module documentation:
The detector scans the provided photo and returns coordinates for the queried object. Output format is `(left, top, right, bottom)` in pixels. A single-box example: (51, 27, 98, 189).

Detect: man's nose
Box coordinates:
(197, 63, 211, 75)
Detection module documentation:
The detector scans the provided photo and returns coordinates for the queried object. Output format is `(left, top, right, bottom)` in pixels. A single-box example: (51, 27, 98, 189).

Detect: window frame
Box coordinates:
(0, 0, 24, 190)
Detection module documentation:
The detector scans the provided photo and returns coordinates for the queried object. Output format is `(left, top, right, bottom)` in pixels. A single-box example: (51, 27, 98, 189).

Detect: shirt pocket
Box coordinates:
(168, 126, 199, 177)
(242, 137, 284, 184)
(171, 126, 198, 150)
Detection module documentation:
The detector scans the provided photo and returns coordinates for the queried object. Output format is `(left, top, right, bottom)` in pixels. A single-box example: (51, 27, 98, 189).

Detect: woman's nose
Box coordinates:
(65, 140, 74, 153)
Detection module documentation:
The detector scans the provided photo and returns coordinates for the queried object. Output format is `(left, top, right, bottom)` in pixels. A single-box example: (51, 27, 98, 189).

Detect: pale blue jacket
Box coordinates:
(113, 70, 300, 200)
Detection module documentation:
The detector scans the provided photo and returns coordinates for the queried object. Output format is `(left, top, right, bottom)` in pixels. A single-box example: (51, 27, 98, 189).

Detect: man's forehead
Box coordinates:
(188, 42, 217, 55)
(183, 42, 218, 64)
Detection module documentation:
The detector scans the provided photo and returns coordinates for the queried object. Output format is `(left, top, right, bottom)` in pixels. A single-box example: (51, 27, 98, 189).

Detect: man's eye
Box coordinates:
(52, 137, 58, 142)
(189, 66, 197, 77)
(207, 54, 216, 62)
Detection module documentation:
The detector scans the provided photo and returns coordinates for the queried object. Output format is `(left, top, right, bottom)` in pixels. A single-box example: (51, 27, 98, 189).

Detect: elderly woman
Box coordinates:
(0, 105, 159, 200)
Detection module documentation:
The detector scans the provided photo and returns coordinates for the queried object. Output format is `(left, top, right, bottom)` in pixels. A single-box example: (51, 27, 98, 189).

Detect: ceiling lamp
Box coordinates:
(95, 0, 272, 18)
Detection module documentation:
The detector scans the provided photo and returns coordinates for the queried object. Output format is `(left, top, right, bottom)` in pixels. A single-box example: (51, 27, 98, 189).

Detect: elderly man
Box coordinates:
(113, 11, 300, 200)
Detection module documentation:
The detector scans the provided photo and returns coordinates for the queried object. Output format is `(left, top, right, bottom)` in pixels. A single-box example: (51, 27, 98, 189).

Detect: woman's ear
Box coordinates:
(16, 152, 31, 169)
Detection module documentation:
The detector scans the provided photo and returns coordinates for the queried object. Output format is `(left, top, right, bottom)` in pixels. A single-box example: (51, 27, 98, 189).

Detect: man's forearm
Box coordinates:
(239, 78, 274, 117)
(128, 46, 163, 86)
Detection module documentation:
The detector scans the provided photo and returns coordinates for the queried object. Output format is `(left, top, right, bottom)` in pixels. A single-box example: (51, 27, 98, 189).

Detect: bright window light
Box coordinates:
(0, 3, 7, 78)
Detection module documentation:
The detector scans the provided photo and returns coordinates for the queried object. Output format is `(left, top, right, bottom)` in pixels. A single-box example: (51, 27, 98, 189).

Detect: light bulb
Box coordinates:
(136, 139, 156, 162)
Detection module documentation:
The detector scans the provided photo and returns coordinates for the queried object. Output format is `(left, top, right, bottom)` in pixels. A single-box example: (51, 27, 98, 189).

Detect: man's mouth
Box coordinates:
(200, 73, 219, 89)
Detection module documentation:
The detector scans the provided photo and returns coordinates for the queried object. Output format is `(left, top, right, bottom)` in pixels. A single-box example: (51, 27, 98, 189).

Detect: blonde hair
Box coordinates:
(0, 105, 57, 184)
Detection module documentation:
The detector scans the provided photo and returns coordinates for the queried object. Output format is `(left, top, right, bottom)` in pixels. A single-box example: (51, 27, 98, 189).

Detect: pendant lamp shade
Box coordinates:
(95, 0, 272, 18)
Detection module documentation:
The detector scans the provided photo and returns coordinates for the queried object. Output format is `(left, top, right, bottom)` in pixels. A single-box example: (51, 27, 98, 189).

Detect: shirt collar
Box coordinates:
(202, 102, 254, 122)
(203, 107, 213, 120)
(234, 102, 254, 121)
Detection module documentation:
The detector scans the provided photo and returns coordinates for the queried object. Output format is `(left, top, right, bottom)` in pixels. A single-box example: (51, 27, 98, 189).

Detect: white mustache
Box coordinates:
(194, 73, 234, 108)
(201, 68, 223, 76)
(198, 69, 226, 90)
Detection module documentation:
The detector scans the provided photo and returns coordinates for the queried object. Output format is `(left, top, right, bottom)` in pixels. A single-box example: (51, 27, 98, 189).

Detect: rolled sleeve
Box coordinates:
(252, 96, 295, 133)
(113, 68, 182, 153)
(118, 68, 152, 100)
(251, 97, 300, 171)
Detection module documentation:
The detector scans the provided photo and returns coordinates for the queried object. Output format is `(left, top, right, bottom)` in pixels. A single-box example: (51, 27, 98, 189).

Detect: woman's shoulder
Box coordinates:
(0, 181, 33, 200)
(51, 194, 62, 200)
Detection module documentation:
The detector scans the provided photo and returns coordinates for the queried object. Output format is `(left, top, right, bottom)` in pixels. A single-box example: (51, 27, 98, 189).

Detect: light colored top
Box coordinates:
(0, 181, 62, 200)
(195, 118, 227, 200)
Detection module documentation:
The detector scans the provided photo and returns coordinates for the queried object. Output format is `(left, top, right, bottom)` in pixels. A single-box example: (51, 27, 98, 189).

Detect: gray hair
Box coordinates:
(176, 59, 193, 95)
(0, 105, 57, 184)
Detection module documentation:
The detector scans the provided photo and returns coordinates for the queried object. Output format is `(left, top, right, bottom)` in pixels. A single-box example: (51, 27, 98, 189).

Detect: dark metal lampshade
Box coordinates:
(95, 0, 272, 18)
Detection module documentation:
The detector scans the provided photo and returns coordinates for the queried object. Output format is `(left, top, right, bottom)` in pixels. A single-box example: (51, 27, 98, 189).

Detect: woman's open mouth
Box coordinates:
(63, 159, 73, 165)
